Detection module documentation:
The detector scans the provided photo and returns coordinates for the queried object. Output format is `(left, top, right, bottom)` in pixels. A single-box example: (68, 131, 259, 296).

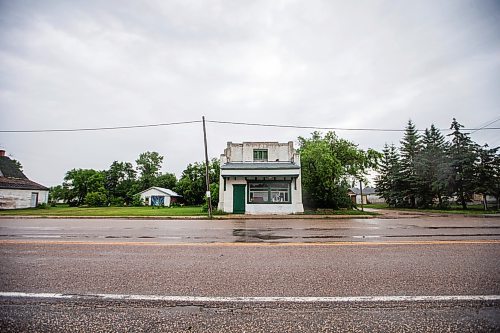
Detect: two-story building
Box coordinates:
(218, 142, 304, 214)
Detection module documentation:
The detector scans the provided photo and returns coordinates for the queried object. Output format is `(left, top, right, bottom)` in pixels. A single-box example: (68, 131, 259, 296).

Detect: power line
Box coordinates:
(206, 120, 500, 133)
(0, 119, 499, 133)
(470, 116, 500, 134)
(206, 120, 408, 132)
(0, 120, 202, 133)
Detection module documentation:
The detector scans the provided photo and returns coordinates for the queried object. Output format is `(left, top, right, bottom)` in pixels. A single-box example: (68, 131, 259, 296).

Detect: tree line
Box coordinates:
(375, 119, 500, 210)
(49, 119, 499, 211)
(50, 151, 219, 208)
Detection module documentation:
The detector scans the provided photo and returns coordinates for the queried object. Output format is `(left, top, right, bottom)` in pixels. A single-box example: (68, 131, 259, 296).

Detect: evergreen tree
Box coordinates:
(447, 118, 478, 209)
(375, 144, 402, 207)
(399, 120, 421, 208)
(415, 124, 451, 208)
(491, 151, 500, 210)
(475, 144, 500, 210)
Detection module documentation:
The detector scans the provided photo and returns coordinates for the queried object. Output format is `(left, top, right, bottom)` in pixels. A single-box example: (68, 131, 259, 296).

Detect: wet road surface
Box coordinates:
(1, 216, 499, 332)
(1, 216, 500, 243)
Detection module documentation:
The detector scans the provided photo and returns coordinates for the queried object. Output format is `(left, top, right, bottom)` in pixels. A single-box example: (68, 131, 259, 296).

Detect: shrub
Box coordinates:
(84, 192, 108, 207)
(109, 197, 125, 207)
(131, 194, 144, 207)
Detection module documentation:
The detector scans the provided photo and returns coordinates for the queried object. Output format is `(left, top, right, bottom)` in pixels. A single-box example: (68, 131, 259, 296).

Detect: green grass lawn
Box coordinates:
(0, 205, 208, 217)
(0, 205, 377, 217)
(363, 203, 499, 215)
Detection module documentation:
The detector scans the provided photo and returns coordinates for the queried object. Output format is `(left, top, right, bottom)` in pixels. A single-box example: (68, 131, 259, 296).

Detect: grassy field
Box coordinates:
(0, 205, 378, 217)
(0, 205, 208, 217)
(363, 203, 499, 215)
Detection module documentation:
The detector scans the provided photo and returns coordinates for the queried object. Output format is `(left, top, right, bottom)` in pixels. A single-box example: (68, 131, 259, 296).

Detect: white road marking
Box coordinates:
(1, 292, 499, 303)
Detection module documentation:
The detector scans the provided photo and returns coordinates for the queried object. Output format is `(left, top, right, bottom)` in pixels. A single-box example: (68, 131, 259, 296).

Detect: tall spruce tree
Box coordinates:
(415, 124, 451, 208)
(447, 118, 478, 209)
(399, 120, 421, 208)
(375, 144, 402, 207)
(475, 144, 500, 210)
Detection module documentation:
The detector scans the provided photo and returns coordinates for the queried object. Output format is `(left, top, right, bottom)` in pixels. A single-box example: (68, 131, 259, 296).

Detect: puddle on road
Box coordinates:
(233, 229, 293, 241)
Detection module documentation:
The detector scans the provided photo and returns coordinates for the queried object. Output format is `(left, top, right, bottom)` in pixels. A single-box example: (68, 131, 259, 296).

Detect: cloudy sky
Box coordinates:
(1, 0, 499, 186)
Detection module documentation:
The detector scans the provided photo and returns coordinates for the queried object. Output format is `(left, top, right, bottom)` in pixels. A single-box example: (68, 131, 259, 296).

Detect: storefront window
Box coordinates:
(248, 181, 291, 203)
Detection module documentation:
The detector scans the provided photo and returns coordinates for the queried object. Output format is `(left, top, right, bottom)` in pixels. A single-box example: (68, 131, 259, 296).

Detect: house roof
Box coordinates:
(221, 162, 300, 170)
(138, 186, 182, 197)
(0, 177, 49, 191)
(350, 186, 377, 195)
(0, 156, 28, 179)
(0, 156, 48, 191)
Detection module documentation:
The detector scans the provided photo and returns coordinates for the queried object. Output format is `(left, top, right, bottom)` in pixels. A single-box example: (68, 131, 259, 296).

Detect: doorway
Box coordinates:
(232, 185, 246, 214)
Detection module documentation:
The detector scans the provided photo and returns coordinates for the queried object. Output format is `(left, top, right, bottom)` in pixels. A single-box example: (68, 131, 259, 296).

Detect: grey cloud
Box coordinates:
(1, 0, 499, 186)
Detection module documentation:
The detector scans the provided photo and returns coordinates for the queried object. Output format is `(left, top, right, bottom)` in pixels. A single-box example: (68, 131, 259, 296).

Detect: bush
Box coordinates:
(131, 194, 144, 207)
(109, 197, 125, 207)
(84, 192, 108, 207)
(36, 203, 48, 209)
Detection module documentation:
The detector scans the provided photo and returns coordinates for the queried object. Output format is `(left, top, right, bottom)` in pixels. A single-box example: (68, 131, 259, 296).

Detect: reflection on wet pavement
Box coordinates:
(1, 217, 499, 243)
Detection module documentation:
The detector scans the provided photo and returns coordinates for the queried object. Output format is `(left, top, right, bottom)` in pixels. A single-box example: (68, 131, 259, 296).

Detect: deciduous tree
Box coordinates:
(299, 131, 379, 209)
(136, 151, 163, 191)
(63, 169, 106, 206)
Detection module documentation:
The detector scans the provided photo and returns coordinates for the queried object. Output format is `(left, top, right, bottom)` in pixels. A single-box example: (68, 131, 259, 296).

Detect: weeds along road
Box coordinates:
(0, 216, 499, 332)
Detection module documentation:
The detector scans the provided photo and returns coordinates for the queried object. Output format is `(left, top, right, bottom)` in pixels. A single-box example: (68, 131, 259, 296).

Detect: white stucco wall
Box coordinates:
(218, 141, 304, 214)
(218, 176, 304, 214)
(139, 188, 172, 206)
(224, 142, 295, 163)
(0, 189, 49, 209)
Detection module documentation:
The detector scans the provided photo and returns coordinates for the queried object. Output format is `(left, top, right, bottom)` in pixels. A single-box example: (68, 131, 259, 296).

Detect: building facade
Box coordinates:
(218, 142, 304, 214)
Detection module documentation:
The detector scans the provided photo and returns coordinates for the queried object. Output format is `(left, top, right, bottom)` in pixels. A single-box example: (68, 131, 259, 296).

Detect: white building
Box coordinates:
(138, 187, 182, 207)
(218, 142, 304, 214)
(349, 186, 385, 205)
(0, 150, 49, 209)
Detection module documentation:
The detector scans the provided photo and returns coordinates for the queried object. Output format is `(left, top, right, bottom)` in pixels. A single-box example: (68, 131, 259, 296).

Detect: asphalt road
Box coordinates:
(1, 216, 499, 332)
(1, 216, 500, 243)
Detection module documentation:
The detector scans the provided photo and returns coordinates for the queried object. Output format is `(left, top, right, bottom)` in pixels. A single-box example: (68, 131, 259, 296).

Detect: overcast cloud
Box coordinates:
(1, 0, 499, 186)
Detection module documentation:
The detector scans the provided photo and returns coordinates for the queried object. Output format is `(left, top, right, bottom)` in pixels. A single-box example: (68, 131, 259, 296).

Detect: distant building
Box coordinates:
(0, 150, 49, 209)
(218, 142, 304, 214)
(349, 186, 384, 205)
(138, 187, 182, 207)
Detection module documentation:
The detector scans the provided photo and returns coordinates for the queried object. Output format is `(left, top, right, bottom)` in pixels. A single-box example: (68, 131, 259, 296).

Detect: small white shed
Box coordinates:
(138, 187, 181, 207)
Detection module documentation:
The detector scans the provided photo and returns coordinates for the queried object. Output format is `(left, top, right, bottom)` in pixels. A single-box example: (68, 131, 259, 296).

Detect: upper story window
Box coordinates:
(253, 149, 268, 162)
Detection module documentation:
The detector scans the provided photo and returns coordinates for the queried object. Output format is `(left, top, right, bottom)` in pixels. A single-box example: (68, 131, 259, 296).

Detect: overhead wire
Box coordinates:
(0, 120, 202, 133)
(470, 116, 500, 134)
(0, 118, 499, 134)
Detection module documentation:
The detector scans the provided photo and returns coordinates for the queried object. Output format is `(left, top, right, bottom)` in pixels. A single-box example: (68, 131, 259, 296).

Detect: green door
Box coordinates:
(232, 184, 246, 214)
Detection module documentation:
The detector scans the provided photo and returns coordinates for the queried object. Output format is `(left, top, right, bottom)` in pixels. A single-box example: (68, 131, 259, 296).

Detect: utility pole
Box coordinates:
(359, 179, 364, 212)
(202, 116, 212, 218)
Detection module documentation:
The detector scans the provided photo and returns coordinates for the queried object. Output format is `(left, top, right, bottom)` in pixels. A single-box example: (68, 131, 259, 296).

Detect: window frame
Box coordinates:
(247, 180, 292, 204)
(253, 149, 268, 162)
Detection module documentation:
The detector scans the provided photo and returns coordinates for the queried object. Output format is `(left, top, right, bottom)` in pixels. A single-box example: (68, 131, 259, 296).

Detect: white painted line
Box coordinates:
(1, 292, 499, 303)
